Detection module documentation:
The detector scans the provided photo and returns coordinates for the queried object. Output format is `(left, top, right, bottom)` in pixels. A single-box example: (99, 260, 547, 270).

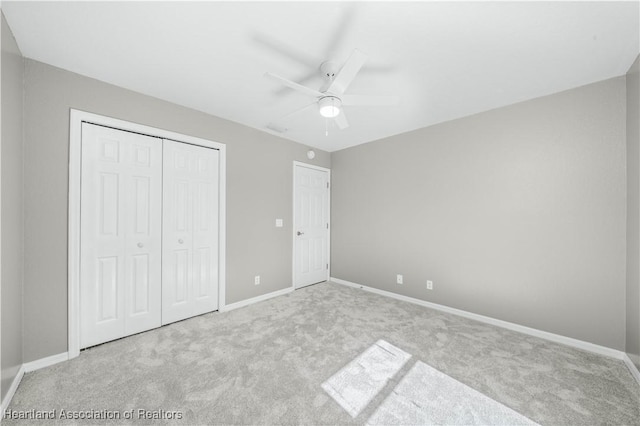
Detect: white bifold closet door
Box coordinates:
(80, 123, 162, 348)
(162, 140, 219, 325)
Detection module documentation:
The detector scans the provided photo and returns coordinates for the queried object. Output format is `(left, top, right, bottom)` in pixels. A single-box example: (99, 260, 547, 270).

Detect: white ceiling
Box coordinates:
(3, 1, 639, 152)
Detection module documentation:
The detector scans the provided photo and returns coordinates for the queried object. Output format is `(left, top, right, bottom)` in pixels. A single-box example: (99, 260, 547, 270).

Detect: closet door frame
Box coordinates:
(68, 109, 226, 359)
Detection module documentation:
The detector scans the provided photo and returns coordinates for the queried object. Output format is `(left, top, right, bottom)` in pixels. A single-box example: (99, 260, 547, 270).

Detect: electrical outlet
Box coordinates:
(275, 219, 283, 227)
(397, 274, 403, 284)
(254, 275, 261, 285)
(427, 280, 433, 290)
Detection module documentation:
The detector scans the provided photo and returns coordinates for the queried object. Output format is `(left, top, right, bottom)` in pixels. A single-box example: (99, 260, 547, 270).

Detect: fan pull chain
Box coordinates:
(327, 75, 334, 137)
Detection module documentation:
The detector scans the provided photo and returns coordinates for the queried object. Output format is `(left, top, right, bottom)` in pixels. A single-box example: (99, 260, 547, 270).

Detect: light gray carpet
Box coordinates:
(5, 281, 640, 425)
(321, 339, 412, 418)
(366, 358, 538, 425)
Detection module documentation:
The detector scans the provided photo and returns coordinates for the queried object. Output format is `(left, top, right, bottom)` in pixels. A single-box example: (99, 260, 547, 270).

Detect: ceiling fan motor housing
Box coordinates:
(320, 61, 339, 79)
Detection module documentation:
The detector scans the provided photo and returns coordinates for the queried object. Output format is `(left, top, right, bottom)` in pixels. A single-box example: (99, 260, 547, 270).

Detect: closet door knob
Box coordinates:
(137, 243, 144, 248)
(178, 239, 184, 244)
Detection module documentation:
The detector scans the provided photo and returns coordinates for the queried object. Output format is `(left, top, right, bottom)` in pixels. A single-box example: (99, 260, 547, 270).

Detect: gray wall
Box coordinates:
(331, 77, 627, 350)
(626, 55, 640, 368)
(11, 34, 638, 362)
(22, 59, 329, 362)
(1, 12, 24, 401)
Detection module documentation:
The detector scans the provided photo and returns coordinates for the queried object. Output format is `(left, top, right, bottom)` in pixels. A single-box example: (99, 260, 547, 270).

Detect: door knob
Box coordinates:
(297, 231, 304, 236)
(137, 243, 144, 248)
(178, 239, 184, 244)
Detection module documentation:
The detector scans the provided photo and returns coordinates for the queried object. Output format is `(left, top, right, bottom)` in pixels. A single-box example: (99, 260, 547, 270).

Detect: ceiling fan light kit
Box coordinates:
(318, 96, 341, 118)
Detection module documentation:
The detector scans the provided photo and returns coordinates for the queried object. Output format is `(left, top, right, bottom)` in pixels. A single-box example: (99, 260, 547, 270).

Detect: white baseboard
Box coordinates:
(623, 353, 640, 387)
(220, 287, 294, 312)
(330, 277, 625, 361)
(23, 352, 69, 373)
(1, 365, 25, 419)
(0, 352, 69, 420)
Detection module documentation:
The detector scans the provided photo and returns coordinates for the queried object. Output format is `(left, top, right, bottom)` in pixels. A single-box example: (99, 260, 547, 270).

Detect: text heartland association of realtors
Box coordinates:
(3, 408, 183, 420)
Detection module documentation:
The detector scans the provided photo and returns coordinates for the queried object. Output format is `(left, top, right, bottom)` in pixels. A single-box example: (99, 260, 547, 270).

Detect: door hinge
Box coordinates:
(327, 182, 329, 189)
(326, 223, 329, 229)
(326, 263, 329, 270)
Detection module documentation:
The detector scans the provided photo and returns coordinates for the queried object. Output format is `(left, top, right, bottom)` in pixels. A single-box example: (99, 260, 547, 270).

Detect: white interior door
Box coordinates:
(294, 163, 330, 288)
(80, 123, 162, 348)
(162, 140, 219, 325)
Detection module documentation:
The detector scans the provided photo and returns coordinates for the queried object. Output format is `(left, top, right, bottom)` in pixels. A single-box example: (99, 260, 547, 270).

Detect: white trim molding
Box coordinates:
(1, 366, 25, 419)
(623, 354, 640, 387)
(23, 352, 69, 373)
(220, 287, 293, 312)
(1, 352, 69, 418)
(330, 277, 627, 361)
(68, 109, 227, 359)
(0, 22, 3, 420)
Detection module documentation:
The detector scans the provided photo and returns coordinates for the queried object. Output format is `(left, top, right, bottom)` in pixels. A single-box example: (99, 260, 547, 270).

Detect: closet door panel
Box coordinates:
(162, 140, 219, 325)
(124, 137, 163, 335)
(192, 148, 219, 314)
(80, 123, 162, 348)
(162, 141, 194, 324)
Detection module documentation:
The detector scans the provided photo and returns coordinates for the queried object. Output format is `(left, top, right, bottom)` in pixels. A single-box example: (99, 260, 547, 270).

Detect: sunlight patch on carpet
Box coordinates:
(321, 340, 411, 417)
(366, 361, 539, 425)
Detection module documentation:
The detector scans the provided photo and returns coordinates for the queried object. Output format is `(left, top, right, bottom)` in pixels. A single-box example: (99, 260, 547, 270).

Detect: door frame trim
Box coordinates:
(68, 109, 227, 359)
(292, 161, 331, 289)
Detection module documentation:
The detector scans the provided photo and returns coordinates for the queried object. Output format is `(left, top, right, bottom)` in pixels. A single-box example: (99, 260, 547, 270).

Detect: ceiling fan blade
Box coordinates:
(334, 110, 349, 130)
(267, 102, 318, 133)
(324, 4, 357, 57)
(252, 34, 318, 69)
(273, 70, 317, 96)
(341, 95, 399, 106)
(326, 49, 367, 95)
(281, 102, 317, 120)
(264, 72, 323, 98)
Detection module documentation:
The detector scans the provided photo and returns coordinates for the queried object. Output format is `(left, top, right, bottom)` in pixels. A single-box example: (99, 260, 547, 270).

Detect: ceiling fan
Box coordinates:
(265, 49, 398, 133)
